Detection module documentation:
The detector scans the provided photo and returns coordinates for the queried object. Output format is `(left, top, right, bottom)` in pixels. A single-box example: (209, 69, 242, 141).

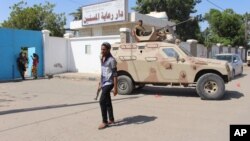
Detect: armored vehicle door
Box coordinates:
(112, 44, 138, 80)
(132, 43, 159, 82)
(157, 47, 191, 83)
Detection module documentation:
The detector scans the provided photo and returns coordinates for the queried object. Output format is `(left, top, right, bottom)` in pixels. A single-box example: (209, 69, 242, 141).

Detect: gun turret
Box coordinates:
(133, 26, 176, 43)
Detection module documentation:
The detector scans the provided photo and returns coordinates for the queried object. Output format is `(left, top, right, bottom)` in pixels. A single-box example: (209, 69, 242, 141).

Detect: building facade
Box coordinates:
(67, 0, 175, 74)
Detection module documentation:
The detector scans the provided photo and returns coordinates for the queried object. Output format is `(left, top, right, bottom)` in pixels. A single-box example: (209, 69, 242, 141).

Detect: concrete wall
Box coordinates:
(241, 49, 246, 61)
(197, 44, 207, 58)
(231, 48, 236, 54)
(68, 35, 120, 74)
(222, 47, 229, 53)
(0, 28, 43, 80)
(41, 30, 248, 76)
(180, 42, 190, 52)
(181, 40, 246, 60)
(211, 45, 220, 58)
(43, 30, 68, 75)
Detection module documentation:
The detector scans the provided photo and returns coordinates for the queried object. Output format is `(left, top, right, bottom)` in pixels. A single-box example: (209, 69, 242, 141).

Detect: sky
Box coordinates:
(0, 0, 250, 31)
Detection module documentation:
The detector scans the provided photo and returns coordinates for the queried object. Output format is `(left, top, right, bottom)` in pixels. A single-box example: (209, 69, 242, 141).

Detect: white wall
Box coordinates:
(130, 12, 175, 27)
(197, 44, 207, 58)
(43, 29, 247, 76)
(242, 49, 246, 61)
(69, 35, 120, 74)
(222, 47, 229, 53)
(70, 20, 82, 30)
(43, 33, 68, 75)
(211, 45, 219, 58)
(180, 42, 190, 52)
(93, 26, 102, 36)
(231, 48, 236, 54)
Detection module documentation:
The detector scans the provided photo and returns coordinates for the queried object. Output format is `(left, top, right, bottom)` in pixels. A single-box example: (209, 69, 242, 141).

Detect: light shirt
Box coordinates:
(101, 55, 117, 87)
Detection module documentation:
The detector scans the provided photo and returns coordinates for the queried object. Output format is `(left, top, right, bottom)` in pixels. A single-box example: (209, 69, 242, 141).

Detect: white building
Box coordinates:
(70, 0, 174, 37)
(43, 0, 175, 75)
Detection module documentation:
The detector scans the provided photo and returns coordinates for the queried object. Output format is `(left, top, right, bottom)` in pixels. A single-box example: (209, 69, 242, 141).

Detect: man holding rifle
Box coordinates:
(98, 42, 118, 130)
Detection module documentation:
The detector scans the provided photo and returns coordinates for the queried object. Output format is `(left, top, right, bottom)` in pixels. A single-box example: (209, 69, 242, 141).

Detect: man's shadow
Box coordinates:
(111, 115, 157, 127)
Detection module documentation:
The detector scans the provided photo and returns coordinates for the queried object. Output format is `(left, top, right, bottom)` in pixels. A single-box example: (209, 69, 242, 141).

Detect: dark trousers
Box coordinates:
(100, 84, 114, 123)
(19, 70, 25, 80)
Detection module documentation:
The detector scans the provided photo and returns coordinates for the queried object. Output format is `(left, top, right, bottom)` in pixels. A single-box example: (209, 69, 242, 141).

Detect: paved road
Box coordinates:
(0, 68, 250, 141)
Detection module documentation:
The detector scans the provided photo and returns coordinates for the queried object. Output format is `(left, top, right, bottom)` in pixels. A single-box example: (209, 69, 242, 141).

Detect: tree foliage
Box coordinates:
(2, 1, 66, 37)
(204, 9, 244, 47)
(69, 7, 82, 21)
(133, 0, 202, 41)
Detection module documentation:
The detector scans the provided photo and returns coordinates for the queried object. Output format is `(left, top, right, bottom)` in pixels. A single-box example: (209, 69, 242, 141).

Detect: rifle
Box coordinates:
(157, 17, 195, 34)
(94, 87, 115, 100)
(94, 87, 101, 100)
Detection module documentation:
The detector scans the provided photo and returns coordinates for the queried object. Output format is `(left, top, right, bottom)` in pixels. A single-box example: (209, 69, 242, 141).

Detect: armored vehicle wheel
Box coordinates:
(196, 73, 225, 100)
(118, 75, 134, 95)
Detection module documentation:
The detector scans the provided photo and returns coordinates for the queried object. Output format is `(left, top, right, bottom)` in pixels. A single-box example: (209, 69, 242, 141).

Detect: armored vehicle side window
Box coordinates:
(233, 56, 237, 62)
(236, 55, 241, 62)
(162, 48, 179, 58)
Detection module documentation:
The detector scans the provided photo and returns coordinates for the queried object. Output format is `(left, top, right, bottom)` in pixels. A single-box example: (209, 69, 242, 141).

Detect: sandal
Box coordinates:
(108, 120, 115, 125)
(98, 123, 107, 130)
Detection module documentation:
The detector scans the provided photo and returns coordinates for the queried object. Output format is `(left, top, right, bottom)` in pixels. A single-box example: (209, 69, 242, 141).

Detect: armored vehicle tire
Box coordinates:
(196, 73, 225, 100)
(118, 75, 134, 95)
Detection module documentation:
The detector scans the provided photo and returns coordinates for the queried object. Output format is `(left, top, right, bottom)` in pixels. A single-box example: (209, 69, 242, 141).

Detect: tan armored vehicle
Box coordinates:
(111, 27, 232, 100)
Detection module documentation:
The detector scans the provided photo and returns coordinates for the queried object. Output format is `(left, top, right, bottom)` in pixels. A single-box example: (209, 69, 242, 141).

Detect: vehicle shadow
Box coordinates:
(112, 115, 157, 127)
(132, 86, 244, 100)
(233, 74, 247, 80)
(133, 86, 199, 98)
(223, 90, 244, 100)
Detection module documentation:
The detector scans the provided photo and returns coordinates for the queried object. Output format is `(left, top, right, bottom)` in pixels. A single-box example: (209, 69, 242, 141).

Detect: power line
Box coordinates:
(206, 0, 224, 11)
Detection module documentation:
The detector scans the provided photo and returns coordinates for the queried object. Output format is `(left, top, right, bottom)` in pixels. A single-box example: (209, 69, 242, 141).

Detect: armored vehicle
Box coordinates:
(111, 27, 231, 100)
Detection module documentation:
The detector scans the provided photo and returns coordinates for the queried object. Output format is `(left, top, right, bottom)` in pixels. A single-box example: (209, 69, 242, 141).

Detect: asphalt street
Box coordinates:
(0, 68, 250, 141)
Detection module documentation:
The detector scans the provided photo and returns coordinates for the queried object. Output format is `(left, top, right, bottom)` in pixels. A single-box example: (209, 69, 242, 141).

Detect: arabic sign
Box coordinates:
(82, 0, 127, 26)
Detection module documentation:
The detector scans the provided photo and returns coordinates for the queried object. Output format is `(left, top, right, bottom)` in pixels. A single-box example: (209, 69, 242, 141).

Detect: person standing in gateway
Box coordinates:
(17, 52, 28, 80)
(98, 42, 118, 130)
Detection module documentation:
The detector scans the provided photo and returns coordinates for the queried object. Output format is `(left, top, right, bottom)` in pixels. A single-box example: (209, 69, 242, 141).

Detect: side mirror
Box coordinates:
(233, 59, 238, 63)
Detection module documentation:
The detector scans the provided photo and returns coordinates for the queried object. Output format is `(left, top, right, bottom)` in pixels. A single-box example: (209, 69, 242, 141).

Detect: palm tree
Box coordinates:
(69, 7, 82, 21)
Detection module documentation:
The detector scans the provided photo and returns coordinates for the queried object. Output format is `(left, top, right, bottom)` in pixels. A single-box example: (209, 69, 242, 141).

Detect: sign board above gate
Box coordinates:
(82, 0, 128, 26)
